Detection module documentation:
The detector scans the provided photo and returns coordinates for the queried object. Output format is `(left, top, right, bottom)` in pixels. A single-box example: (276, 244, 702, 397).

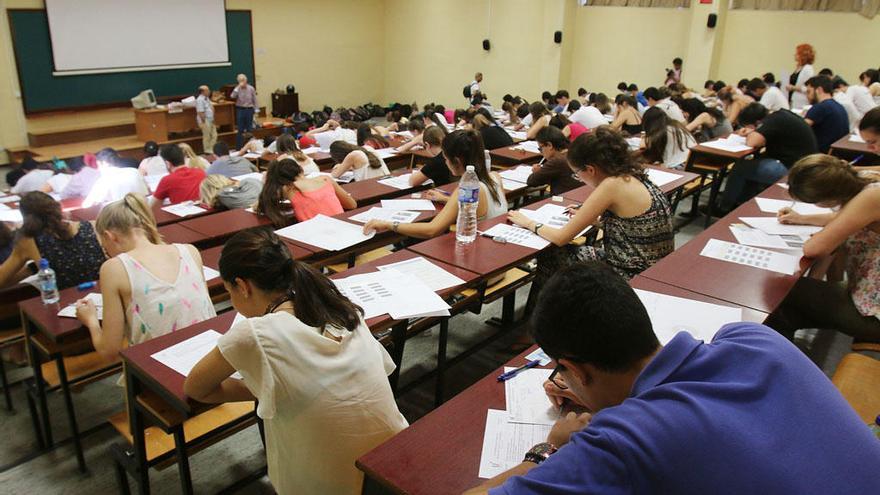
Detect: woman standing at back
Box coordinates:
(75, 193, 215, 361)
(788, 44, 816, 109)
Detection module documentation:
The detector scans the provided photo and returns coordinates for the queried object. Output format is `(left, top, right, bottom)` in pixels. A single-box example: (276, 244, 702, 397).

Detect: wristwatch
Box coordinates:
(392, 220, 400, 233)
(532, 222, 543, 234)
(523, 442, 557, 465)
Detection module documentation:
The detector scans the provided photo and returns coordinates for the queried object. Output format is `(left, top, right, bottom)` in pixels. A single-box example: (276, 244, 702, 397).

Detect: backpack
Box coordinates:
(291, 112, 312, 125)
(463, 84, 472, 99)
(352, 106, 370, 121)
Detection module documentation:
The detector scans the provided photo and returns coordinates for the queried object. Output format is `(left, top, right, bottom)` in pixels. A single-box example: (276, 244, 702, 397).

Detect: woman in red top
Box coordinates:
(256, 159, 357, 227)
(551, 114, 588, 142)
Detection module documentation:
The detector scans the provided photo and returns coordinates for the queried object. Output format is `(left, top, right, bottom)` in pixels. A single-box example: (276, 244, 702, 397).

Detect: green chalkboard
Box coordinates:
(8, 10, 254, 113)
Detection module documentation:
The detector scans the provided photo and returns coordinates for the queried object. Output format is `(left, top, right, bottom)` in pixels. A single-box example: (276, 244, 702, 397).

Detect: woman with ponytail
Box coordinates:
(185, 227, 407, 495)
(273, 133, 319, 175)
(0, 191, 105, 288)
(74, 193, 215, 361)
(765, 154, 880, 343)
(257, 159, 356, 227)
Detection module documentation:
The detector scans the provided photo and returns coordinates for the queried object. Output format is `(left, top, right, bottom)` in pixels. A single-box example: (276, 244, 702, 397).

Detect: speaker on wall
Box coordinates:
(554, 31, 562, 44)
(707, 13, 717, 28)
(482, 39, 491, 51)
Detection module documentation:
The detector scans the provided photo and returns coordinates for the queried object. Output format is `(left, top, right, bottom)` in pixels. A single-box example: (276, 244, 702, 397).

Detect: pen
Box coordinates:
(497, 360, 540, 381)
(477, 231, 507, 244)
(77, 281, 97, 291)
(435, 188, 452, 196)
(851, 154, 865, 165)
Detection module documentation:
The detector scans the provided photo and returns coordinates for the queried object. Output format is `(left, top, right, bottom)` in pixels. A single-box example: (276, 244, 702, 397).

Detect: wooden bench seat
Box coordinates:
(831, 353, 880, 424)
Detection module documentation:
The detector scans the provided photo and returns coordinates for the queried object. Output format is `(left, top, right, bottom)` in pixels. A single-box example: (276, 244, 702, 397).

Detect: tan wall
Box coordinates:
(0, 0, 42, 160)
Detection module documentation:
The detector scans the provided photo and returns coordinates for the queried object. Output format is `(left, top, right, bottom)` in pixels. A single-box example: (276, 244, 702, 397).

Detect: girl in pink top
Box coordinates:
(551, 114, 589, 142)
(257, 159, 357, 227)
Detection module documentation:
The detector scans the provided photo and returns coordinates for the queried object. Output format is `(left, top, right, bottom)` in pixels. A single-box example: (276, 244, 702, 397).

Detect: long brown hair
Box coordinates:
(441, 129, 501, 204)
(19, 191, 70, 240)
(220, 227, 363, 331)
(642, 106, 692, 165)
(568, 127, 645, 179)
(788, 154, 872, 205)
(257, 159, 302, 228)
(275, 133, 308, 162)
(95, 193, 162, 244)
(329, 141, 383, 169)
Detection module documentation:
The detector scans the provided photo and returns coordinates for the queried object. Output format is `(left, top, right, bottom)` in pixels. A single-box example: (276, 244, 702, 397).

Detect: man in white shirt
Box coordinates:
(196, 85, 217, 153)
(746, 79, 789, 112)
(643, 87, 686, 123)
(11, 165, 54, 194)
(832, 83, 862, 132)
(834, 77, 876, 116)
(569, 104, 607, 131)
(467, 72, 482, 102)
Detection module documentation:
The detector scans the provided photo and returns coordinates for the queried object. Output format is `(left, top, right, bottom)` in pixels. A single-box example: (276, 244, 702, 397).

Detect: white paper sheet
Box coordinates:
(0, 195, 20, 204)
(393, 130, 414, 139)
(478, 409, 552, 479)
(349, 207, 421, 225)
(625, 136, 643, 150)
(242, 152, 262, 160)
(275, 214, 374, 251)
(150, 329, 242, 379)
(202, 266, 220, 281)
(333, 269, 450, 320)
(501, 178, 528, 191)
(700, 238, 800, 275)
(161, 201, 208, 217)
(0, 209, 23, 222)
(739, 216, 822, 236)
(511, 141, 541, 154)
(376, 256, 465, 292)
(506, 130, 528, 140)
(0, 203, 8, 211)
(144, 173, 168, 192)
(380, 199, 436, 211)
(504, 367, 557, 426)
(754, 197, 832, 216)
(850, 133, 866, 143)
(372, 148, 398, 160)
(499, 165, 533, 184)
(377, 174, 431, 190)
(700, 135, 752, 153)
(524, 348, 552, 366)
(301, 146, 323, 155)
(634, 289, 742, 345)
(57, 293, 103, 319)
(646, 168, 682, 187)
(729, 224, 806, 252)
(335, 171, 355, 183)
(231, 172, 264, 183)
(482, 223, 550, 250)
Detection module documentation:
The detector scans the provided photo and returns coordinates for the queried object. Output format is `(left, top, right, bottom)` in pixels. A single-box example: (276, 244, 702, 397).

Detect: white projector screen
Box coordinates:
(46, 0, 230, 76)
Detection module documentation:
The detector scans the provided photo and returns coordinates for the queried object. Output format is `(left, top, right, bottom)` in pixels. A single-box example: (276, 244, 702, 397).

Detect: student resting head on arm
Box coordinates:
(184, 227, 408, 495)
(363, 129, 507, 239)
(257, 159, 356, 227)
(765, 154, 880, 344)
(409, 125, 454, 188)
(199, 174, 262, 210)
(274, 133, 319, 175)
(74, 193, 215, 361)
(328, 141, 391, 181)
(464, 262, 880, 495)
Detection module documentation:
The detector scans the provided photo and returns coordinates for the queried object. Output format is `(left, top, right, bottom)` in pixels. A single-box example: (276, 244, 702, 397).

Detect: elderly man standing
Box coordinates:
(196, 85, 217, 152)
(231, 73, 257, 148)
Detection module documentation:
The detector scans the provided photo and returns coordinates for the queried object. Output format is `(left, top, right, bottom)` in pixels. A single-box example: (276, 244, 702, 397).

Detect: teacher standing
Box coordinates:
(787, 44, 815, 110)
(232, 74, 257, 148)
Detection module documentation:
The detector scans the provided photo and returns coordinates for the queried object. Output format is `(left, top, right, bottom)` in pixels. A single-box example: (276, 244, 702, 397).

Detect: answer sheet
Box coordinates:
(478, 409, 552, 479)
(753, 197, 831, 216)
(700, 135, 751, 153)
(501, 178, 528, 191)
(161, 201, 208, 217)
(332, 269, 450, 320)
(505, 367, 557, 426)
(699, 239, 800, 275)
(633, 289, 742, 345)
(646, 168, 682, 187)
(499, 165, 533, 184)
(275, 214, 374, 251)
(377, 174, 432, 190)
(524, 348, 551, 366)
(729, 224, 806, 252)
(482, 223, 550, 250)
(380, 199, 436, 211)
(348, 207, 421, 225)
(150, 329, 242, 379)
(376, 256, 465, 292)
(57, 293, 103, 319)
(739, 216, 822, 237)
(512, 141, 541, 154)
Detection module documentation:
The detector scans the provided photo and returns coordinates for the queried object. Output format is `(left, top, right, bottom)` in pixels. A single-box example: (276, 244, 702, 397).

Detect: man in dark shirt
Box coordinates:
(804, 75, 850, 153)
(527, 126, 580, 195)
(718, 102, 818, 212)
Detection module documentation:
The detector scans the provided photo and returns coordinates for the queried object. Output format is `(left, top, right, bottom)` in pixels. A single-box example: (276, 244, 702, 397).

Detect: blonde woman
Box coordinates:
(75, 193, 216, 361)
(200, 174, 262, 210)
(180, 143, 211, 171)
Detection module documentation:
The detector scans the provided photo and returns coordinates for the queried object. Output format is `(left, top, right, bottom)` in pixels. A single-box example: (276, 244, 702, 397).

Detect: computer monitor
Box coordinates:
(130, 89, 157, 109)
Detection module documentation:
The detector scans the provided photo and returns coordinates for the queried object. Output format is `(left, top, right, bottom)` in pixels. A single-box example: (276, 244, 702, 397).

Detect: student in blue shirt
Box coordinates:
(804, 75, 850, 153)
(466, 262, 880, 495)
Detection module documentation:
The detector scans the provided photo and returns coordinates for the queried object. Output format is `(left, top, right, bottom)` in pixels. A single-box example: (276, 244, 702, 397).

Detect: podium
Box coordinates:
(134, 101, 235, 142)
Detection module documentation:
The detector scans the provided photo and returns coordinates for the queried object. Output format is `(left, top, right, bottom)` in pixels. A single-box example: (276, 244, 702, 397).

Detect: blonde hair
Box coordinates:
(95, 193, 162, 244)
(200, 174, 234, 207)
(179, 143, 209, 170)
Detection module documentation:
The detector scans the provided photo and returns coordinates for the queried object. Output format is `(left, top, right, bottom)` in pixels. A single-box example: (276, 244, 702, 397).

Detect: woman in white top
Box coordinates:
(273, 134, 319, 175)
(185, 228, 407, 495)
(787, 44, 815, 110)
(364, 129, 507, 237)
(641, 107, 696, 169)
(75, 193, 215, 361)
(328, 141, 390, 181)
(138, 141, 167, 176)
(514, 102, 552, 140)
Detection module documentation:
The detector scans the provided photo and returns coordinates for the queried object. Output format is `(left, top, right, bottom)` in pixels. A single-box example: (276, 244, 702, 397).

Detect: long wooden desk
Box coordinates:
(135, 102, 235, 143)
(682, 140, 757, 226)
(829, 134, 879, 165)
(489, 146, 542, 166)
(341, 169, 431, 206)
(176, 208, 273, 248)
(355, 275, 768, 495)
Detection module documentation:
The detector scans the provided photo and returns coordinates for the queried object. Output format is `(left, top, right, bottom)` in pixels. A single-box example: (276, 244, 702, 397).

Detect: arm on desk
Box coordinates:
(778, 209, 835, 227)
(0, 236, 38, 288)
(463, 463, 536, 494)
(328, 177, 357, 210)
(509, 180, 612, 246)
(799, 187, 880, 258)
(78, 259, 127, 361)
(363, 186, 463, 238)
(525, 117, 547, 140)
(185, 347, 255, 403)
(409, 168, 431, 187)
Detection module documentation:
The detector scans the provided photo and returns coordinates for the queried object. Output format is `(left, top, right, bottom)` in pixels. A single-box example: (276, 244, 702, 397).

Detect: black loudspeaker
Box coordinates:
(554, 31, 562, 43)
(482, 39, 491, 51)
(707, 13, 717, 28)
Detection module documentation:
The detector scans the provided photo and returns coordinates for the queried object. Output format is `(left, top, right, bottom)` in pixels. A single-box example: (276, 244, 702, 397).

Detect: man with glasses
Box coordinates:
(525, 127, 580, 195)
(465, 262, 880, 494)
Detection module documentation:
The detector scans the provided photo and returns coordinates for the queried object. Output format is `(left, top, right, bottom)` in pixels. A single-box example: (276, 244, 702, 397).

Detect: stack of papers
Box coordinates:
(753, 197, 831, 216)
(275, 214, 374, 251)
(377, 174, 431, 190)
(482, 223, 550, 250)
(376, 256, 465, 291)
(58, 293, 103, 319)
(161, 201, 208, 217)
(512, 141, 541, 154)
(151, 330, 242, 379)
(729, 224, 806, 252)
(646, 168, 682, 187)
(333, 269, 450, 319)
(499, 166, 533, 184)
(701, 134, 751, 153)
(380, 199, 435, 211)
(349, 207, 421, 225)
(700, 238, 801, 275)
(739, 217, 822, 236)
(634, 289, 742, 345)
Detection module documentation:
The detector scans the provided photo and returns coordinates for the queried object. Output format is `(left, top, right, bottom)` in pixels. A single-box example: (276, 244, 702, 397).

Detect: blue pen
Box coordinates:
(851, 154, 865, 165)
(497, 360, 540, 382)
(77, 281, 97, 291)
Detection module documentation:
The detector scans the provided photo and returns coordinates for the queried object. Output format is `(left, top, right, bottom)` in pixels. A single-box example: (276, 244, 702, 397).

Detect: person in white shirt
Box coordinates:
(834, 77, 876, 117)
(83, 156, 148, 207)
(138, 141, 167, 176)
(643, 87, 686, 123)
(185, 228, 408, 495)
(832, 84, 862, 132)
(10, 158, 54, 194)
(642, 107, 696, 169)
(195, 85, 217, 153)
(569, 104, 608, 131)
(467, 72, 482, 102)
(747, 79, 790, 112)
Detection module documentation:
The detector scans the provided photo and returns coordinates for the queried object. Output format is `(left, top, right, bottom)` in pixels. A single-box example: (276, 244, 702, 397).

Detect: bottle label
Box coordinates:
(41, 280, 57, 292)
(458, 186, 479, 204)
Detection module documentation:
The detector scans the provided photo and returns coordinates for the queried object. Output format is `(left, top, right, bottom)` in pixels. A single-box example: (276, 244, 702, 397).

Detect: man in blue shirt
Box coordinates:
(466, 262, 880, 495)
(804, 75, 850, 153)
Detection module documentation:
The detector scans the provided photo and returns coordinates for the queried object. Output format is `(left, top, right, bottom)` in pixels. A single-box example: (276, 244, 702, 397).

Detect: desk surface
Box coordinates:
(342, 169, 425, 206)
(829, 135, 877, 158)
(561, 166, 697, 203)
(157, 223, 205, 246)
(489, 146, 542, 165)
(355, 276, 767, 495)
(71, 201, 217, 227)
(689, 142, 756, 160)
(19, 285, 97, 343)
(177, 208, 272, 245)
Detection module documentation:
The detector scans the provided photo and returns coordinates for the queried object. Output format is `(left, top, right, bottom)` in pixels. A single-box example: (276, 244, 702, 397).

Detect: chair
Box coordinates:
(831, 353, 880, 424)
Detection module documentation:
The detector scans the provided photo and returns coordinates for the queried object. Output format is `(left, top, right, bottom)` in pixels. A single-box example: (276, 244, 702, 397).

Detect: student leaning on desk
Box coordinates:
(464, 262, 880, 495)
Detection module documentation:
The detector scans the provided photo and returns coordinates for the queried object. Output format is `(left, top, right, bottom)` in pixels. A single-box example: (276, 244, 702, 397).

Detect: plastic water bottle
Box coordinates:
(456, 166, 480, 244)
(37, 258, 60, 305)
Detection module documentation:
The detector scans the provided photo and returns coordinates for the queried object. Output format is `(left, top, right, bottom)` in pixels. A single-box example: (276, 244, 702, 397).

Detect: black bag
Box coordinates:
(352, 106, 370, 121)
(463, 84, 472, 99)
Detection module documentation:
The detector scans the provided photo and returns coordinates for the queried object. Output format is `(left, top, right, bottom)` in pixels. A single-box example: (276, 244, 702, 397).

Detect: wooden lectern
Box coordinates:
(134, 101, 235, 142)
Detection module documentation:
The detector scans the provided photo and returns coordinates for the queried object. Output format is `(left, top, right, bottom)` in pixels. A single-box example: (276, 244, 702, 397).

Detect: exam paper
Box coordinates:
(850, 133, 866, 143)
(754, 197, 831, 216)
(700, 135, 751, 153)
(161, 201, 208, 217)
(301, 147, 323, 155)
(243, 152, 262, 160)
(202, 266, 220, 281)
(646, 168, 682, 188)
(482, 223, 550, 250)
(517, 204, 591, 238)
(372, 148, 398, 160)
(505, 367, 556, 426)
(377, 173, 432, 190)
(478, 409, 552, 479)
(700, 239, 800, 275)
(634, 289, 742, 345)
(729, 224, 806, 252)
(0, 209, 23, 222)
(376, 256, 465, 292)
(501, 178, 528, 191)
(512, 141, 541, 154)
(335, 171, 355, 183)
(524, 348, 551, 366)
(57, 293, 103, 319)
(231, 172, 264, 183)
(739, 216, 822, 236)
(380, 199, 436, 211)
(506, 130, 528, 140)
(275, 214, 374, 251)
(151, 330, 242, 379)
(333, 269, 450, 320)
(499, 166, 533, 184)
(349, 207, 421, 225)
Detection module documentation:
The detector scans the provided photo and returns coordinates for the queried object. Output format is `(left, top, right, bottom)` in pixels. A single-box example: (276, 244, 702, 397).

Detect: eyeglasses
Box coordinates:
(570, 172, 583, 183)
(548, 365, 568, 390)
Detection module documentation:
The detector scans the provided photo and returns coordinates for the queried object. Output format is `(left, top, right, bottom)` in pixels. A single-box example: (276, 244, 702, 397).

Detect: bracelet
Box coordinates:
(391, 221, 400, 233)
